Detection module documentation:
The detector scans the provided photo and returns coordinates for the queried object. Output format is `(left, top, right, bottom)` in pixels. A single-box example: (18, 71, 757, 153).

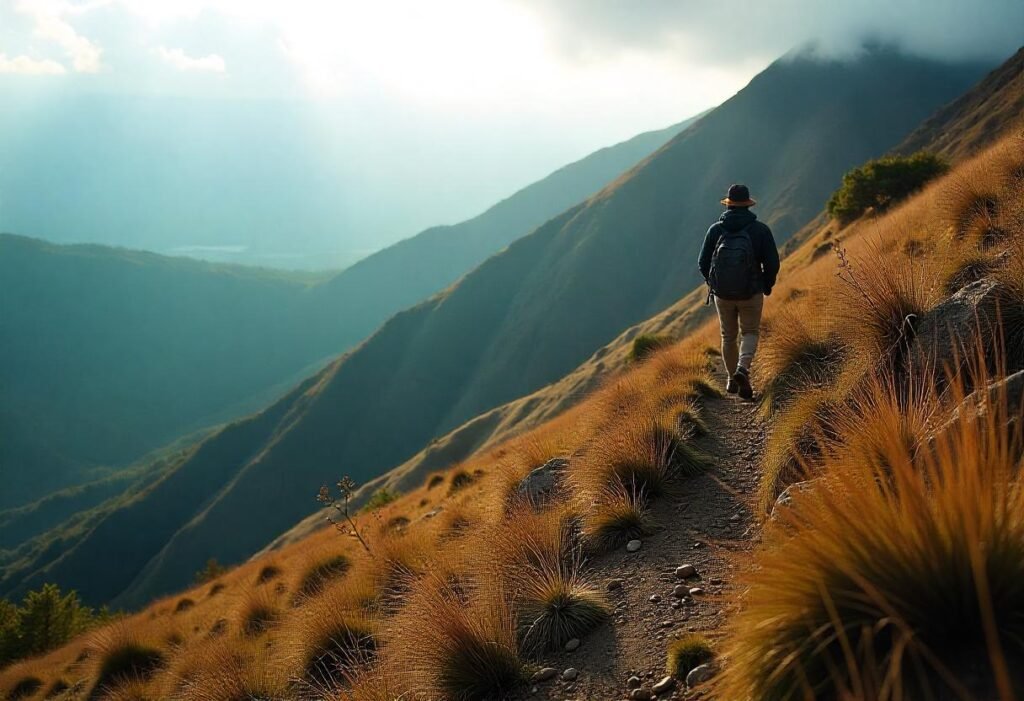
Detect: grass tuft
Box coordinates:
(582, 482, 653, 552)
(87, 629, 165, 700)
(7, 675, 43, 700)
(295, 554, 351, 601)
(667, 634, 714, 679)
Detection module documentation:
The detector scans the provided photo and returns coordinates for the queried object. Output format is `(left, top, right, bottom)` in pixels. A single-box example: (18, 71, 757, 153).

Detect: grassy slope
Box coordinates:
(100, 49, 990, 609)
(0, 118, 689, 512)
(333, 45, 1024, 512)
(4, 122, 1020, 701)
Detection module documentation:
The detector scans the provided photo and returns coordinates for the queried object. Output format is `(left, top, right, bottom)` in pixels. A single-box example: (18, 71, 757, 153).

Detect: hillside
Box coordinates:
(0, 118, 689, 512)
(0, 46, 988, 610)
(895, 45, 1024, 160)
(308, 40, 1024, 519)
(3, 123, 1020, 700)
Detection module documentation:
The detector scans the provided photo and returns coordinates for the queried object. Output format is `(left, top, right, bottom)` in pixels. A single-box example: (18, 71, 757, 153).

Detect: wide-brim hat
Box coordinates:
(720, 196, 757, 206)
(721, 183, 756, 207)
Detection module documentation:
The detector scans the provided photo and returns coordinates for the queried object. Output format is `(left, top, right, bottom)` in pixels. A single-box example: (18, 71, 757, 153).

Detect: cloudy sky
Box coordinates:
(1, 1, 1021, 267)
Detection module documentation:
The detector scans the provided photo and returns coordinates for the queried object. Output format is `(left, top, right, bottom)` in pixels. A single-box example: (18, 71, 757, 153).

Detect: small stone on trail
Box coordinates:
(672, 584, 688, 598)
(564, 638, 580, 652)
(729, 513, 742, 522)
(671, 601, 682, 609)
(675, 564, 696, 579)
(531, 667, 558, 682)
(562, 668, 579, 681)
(649, 594, 662, 603)
(607, 578, 624, 591)
(652, 675, 676, 695)
(686, 663, 715, 688)
(629, 689, 653, 700)
(689, 587, 705, 596)
(710, 577, 723, 585)
(692, 541, 704, 549)
(627, 675, 642, 689)
(627, 539, 643, 552)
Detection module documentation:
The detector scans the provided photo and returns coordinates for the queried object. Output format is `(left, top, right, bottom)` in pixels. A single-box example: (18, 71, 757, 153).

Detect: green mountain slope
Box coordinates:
(0, 119, 690, 511)
(4, 48, 992, 608)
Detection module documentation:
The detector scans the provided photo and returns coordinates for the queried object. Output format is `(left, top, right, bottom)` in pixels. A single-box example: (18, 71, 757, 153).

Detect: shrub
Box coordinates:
(827, 151, 948, 224)
(295, 554, 351, 601)
(362, 488, 400, 512)
(720, 374, 1024, 700)
(193, 559, 228, 585)
(666, 635, 714, 678)
(630, 334, 671, 362)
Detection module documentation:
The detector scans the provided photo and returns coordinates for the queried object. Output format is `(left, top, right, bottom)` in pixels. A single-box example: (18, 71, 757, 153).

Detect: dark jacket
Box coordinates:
(697, 208, 780, 296)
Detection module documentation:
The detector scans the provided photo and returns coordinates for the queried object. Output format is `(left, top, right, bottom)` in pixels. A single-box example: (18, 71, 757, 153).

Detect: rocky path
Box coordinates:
(523, 370, 765, 700)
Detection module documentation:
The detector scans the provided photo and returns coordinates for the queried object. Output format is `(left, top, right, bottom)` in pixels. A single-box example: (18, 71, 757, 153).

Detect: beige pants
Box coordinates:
(715, 293, 764, 375)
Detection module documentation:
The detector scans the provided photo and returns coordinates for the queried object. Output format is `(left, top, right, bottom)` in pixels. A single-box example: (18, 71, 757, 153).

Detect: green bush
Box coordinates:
(362, 487, 401, 512)
(630, 334, 671, 362)
(0, 584, 115, 667)
(827, 152, 948, 224)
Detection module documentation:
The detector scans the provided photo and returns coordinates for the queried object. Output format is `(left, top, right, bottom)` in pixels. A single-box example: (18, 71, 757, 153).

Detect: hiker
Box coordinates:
(698, 184, 780, 400)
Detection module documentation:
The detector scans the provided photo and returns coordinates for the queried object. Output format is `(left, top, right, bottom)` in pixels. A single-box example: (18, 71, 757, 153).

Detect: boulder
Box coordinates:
(514, 458, 569, 508)
(912, 278, 1002, 376)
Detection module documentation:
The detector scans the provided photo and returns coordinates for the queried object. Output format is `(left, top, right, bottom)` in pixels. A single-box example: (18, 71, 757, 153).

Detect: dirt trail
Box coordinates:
(525, 369, 765, 700)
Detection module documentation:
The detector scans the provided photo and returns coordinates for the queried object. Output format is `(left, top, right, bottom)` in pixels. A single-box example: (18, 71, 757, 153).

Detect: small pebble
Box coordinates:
(531, 667, 557, 682)
(672, 584, 688, 598)
(710, 577, 723, 585)
(564, 638, 580, 652)
(627, 675, 642, 689)
(689, 587, 705, 596)
(729, 513, 742, 522)
(626, 539, 642, 552)
(562, 668, 578, 681)
(607, 578, 624, 591)
(652, 675, 677, 695)
(629, 689, 653, 700)
(649, 594, 662, 603)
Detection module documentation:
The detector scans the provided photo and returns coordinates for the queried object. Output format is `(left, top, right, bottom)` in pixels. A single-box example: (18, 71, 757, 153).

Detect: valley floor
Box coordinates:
(517, 369, 765, 700)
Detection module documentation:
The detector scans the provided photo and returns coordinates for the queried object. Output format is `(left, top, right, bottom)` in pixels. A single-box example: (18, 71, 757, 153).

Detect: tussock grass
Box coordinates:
(282, 586, 378, 689)
(85, 628, 165, 700)
(758, 389, 844, 515)
(294, 554, 351, 601)
(756, 308, 846, 416)
(833, 245, 940, 375)
(238, 589, 281, 637)
(173, 639, 288, 701)
(720, 373, 1024, 700)
(666, 634, 714, 679)
(6, 674, 43, 700)
(394, 572, 524, 700)
(173, 597, 194, 614)
(630, 333, 671, 362)
(102, 677, 156, 700)
(447, 468, 474, 494)
(489, 508, 609, 653)
(256, 563, 282, 584)
(581, 482, 653, 552)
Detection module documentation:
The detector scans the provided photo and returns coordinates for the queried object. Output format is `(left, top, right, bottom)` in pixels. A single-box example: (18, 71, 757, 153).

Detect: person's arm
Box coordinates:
(697, 225, 718, 282)
(760, 225, 781, 295)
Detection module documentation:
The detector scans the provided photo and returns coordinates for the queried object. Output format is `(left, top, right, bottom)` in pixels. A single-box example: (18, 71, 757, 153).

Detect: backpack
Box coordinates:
(709, 225, 759, 300)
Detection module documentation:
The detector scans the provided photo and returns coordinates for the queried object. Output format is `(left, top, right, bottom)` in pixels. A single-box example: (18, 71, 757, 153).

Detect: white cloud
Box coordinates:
(14, 0, 103, 73)
(154, 46, 226, 73)
(0, 52, 66, 74)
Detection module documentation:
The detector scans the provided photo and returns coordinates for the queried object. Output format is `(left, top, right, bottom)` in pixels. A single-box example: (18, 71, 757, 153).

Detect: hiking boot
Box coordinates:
(726, 377, 738, 394)
(733, 366, 753, 400)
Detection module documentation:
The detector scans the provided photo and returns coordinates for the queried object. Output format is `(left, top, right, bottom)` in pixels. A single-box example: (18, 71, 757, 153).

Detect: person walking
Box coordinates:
(698, 184, 780, 399)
